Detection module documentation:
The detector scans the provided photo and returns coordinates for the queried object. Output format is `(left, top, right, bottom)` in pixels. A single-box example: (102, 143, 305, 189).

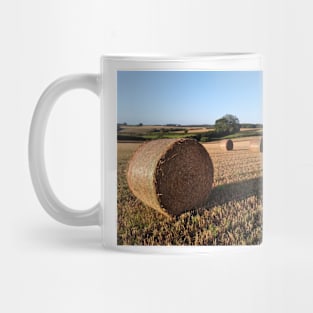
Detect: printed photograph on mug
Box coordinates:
(117, 70, 263, 246)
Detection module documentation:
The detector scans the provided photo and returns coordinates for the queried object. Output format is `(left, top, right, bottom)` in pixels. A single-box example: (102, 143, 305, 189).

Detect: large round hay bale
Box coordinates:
(220, 139, 233, 151)
(249, 138, 262, 152)
(127, 138, 214, 216)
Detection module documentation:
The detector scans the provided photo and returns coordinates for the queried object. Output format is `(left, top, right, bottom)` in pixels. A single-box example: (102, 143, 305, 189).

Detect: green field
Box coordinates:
(117, 125, 262, 141)
(117, 138, 263, 246)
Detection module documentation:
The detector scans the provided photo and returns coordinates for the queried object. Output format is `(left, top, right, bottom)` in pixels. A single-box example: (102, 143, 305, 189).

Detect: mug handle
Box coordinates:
(29, 74, 101, 226)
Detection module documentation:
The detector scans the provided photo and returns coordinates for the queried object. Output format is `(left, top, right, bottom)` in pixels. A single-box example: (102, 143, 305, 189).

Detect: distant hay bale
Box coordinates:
(249, 138, 263, 152)
(127, 138, 214, 216)
(220, 139, 233, 151)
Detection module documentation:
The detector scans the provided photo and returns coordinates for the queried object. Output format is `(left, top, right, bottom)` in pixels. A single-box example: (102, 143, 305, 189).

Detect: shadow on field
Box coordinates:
(208, 177, 262, 208)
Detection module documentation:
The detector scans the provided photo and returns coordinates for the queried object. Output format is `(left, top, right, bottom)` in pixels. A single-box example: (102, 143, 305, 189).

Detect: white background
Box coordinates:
(1, 0, 313, 312)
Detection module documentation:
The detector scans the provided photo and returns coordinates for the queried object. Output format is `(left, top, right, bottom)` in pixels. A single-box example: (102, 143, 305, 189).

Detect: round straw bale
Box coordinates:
(127, 138, 214, 216)
(220, 139, 233, 151)
(249, 138, 262, 152)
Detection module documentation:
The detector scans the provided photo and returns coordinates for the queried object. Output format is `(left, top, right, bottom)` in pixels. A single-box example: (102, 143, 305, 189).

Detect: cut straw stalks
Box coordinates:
(127, 138, 214, 217)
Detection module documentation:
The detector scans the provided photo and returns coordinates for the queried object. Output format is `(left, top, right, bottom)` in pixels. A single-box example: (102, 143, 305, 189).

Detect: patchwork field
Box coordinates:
(118, 125, 262, 141)
(117, 137, 262, 246)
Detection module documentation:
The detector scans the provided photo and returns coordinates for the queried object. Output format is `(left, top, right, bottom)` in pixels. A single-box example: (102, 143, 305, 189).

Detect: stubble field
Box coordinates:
(117, 137, 262, 246)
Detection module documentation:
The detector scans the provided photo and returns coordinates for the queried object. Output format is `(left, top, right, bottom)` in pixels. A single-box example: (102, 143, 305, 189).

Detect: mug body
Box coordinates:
(101, 54, 263, 252)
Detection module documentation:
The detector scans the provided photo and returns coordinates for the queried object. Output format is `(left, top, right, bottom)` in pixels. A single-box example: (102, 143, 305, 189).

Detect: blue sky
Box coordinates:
(117, 71, 262, 125)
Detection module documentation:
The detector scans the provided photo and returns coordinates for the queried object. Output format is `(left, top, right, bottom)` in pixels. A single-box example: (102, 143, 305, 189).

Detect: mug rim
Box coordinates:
(101, 52, 261, 62)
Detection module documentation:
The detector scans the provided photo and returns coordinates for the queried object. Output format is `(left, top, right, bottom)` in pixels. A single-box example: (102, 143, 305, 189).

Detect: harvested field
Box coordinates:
(117, 137, 262, 246)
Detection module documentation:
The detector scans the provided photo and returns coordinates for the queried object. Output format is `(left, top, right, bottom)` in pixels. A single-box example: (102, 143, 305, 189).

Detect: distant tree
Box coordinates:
(137, 122, 143, 126)
(215, 114, 240, 136)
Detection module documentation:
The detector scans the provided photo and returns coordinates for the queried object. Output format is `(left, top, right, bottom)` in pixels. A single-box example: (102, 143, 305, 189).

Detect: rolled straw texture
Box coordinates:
(220, 139, 233, 151)
(127, 138, 214, 216)
(249, 138, 262, 152)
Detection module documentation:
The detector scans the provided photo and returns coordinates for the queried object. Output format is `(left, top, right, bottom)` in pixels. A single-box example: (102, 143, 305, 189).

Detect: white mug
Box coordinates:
(29, 53, 263, 252)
